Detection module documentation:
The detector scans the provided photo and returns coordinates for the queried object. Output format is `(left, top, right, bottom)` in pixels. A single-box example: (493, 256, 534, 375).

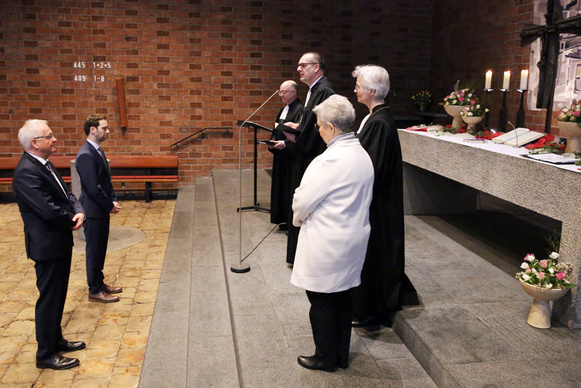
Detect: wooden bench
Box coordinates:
(108, 155, 178, 202)
(0, 155, 74, 184)
(0, 155, 178, 203)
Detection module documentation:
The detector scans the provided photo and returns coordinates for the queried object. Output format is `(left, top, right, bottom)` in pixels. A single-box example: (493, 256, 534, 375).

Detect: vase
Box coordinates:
(444, 105, 465, 129)
(462, 116, 483, 134)
(557, 121, 581, 153)
(519, 279, 569, 329)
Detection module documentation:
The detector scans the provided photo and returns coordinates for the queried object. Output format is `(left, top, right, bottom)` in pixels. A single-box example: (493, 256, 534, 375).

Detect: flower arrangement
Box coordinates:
(443, 88, 475, 106)
(516, 251, 575, 289)
(556, 99, 581, 125)
(412, 90, 432, 105)
(525, 134, 566, 154)
(461, 104, 489, 118)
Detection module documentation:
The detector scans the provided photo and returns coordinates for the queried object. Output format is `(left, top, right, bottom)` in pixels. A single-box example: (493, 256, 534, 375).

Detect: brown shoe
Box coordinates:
(89, 291, 119, 303)
(104, 284, 123, 294)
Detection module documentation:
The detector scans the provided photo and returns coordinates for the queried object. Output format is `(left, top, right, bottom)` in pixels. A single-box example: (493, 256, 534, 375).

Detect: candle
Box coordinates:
(485, 70, 492, 89)
(503, 71, 511, 89)
(520, 70, 528, 90)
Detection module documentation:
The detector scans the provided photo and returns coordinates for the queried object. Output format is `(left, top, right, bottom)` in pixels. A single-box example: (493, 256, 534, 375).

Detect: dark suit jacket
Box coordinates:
(75, 141, 117, 218)
(12, 152, 84, 261)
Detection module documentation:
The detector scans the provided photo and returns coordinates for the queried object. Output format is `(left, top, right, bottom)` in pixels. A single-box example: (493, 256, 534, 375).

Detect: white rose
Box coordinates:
(522, 274, 530, 281)
(550, 252, 559, 259)
(546, 283, 553, 289)
(521, 262, 529, 269)
(549, 268, 555, 274)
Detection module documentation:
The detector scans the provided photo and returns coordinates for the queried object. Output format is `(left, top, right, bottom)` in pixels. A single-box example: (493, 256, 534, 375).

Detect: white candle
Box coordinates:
(485, 70, 492, 89)
(520, 70, 528, 90)
(503, 71, 511, 89)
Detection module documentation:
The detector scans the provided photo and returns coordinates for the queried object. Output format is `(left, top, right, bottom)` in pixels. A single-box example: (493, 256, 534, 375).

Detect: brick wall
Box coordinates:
(430, 0, 552, 134)
(0, 0, 554, 186)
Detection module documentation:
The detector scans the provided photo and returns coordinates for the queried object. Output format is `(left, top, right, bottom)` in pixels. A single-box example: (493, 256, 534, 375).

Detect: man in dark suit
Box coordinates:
(282, 52, 337, 265)
(12, 119, 86, 370)
(75, 115, 122, 303)
(269, 80, 304, 231)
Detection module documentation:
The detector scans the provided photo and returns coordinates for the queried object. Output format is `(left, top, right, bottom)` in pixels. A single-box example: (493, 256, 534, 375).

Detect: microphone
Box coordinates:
(233, 89, 279, 274)
(239, 89, 279, 128)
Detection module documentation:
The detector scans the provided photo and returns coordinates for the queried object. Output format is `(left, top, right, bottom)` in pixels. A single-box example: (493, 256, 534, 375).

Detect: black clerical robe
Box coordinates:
(286, 75, 337, 264)
(269, 98, 303, 225)
(353, 104, 419, 325)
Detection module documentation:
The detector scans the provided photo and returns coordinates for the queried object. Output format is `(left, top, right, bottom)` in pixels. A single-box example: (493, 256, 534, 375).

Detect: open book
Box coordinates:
(491, 127, 544, 147)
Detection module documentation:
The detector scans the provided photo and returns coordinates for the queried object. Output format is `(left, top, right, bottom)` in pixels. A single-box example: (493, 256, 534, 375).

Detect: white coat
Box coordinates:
(290, 132, 374, 293)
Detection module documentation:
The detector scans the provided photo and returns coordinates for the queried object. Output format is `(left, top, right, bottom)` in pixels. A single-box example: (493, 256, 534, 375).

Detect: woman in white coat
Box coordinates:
(291, 95, 374, 372)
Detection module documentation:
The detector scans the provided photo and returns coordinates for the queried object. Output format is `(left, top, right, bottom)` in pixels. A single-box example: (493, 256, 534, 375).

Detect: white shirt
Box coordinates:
(290, 133, 374, 293)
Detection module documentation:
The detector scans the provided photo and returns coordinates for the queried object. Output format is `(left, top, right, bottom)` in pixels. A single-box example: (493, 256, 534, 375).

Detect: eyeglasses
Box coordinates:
(297, 62, 317, 69)
(279, 90, 290, 95)
(354, 84, 363, 91)
(33, 134, 54, 140)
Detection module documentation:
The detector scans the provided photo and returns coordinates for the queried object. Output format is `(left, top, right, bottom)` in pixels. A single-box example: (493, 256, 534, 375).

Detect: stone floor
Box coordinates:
(3, 168, 581, 388)
(0, 199, 175, 387)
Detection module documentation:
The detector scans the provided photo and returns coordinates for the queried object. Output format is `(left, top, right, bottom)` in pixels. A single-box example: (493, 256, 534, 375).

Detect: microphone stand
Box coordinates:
(231, 89, 279, 274)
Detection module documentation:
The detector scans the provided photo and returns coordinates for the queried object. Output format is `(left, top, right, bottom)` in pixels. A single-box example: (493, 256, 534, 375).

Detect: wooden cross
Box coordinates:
(520, 0, 581, 133)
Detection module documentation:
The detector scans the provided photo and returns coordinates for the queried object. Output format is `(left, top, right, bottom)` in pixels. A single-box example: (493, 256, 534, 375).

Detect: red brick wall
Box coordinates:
(430, 0, 552, 134)
(1, 0, 554, 186)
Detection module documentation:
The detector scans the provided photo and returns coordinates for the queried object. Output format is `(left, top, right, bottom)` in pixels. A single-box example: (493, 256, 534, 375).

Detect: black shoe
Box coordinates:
(297, 355, 336, 372)
(338, 357, 349, 369)
(57, 338, 86, 352)
(278, 223, 288, 232)
(352, 316, 374, 328)
(36, 354, 80, 370)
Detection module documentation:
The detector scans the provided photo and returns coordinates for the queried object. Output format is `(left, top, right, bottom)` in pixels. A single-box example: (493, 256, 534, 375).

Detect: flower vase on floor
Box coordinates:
(519, 279, 569, 329)
(444, 105, 465, 129)
(557, 121, 581, 153)
(462, 116, 483, 134)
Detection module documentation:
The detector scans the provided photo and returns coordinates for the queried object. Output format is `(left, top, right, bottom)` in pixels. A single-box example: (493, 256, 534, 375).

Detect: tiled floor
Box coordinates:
(0, 199, 175, 387)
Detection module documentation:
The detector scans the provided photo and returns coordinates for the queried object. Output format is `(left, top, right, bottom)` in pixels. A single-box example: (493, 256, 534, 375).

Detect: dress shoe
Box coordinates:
(89, 291, 119, 303)
(57, 338, 86, 352)
(297, 355, 336, 372)
(352, 315, 375, 328)
(338, 357, 349, 369)
(104, 284, 123, 294)
(36, 354, 79, 370)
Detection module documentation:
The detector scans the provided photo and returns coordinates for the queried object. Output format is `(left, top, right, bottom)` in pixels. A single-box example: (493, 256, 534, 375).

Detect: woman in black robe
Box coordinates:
(351, 65, 419, 329)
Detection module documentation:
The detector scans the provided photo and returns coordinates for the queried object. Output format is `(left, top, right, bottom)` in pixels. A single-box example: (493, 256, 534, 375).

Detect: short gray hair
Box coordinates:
(352, 65, 390, 101)
(312, 95, 355, 134)
(18, 119, 48, 150)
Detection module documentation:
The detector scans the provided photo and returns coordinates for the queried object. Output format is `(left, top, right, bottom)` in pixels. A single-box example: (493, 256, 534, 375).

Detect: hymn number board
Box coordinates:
(73, 61, 112, 83)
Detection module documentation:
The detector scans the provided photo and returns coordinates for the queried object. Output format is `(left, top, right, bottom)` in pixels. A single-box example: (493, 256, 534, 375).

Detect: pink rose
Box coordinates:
(540, 260, 548, 269)
(537, 272, 545, 280)
(557, 273, 566, 280)
(524, 254, 535, 262)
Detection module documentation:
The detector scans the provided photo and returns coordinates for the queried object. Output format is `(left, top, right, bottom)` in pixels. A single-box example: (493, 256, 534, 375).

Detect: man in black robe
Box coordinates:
(269, 80, 303, 231)
(281, 52, 337, 265)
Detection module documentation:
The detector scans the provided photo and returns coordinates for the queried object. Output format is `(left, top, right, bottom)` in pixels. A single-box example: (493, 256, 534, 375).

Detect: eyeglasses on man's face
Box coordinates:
(33, 134, 55, 140)
(279, 90, 290, 96)
(297, 62, 317, 69)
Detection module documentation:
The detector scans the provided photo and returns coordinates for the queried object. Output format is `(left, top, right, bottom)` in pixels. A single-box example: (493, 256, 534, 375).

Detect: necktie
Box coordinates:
(97, 147, 111, 174)
(45, 162, 67, 196)
(305, 89, 312, 106)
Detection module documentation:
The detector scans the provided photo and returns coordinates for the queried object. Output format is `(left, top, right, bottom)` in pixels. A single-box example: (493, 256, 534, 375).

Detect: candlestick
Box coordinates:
(516, 89, 527, 128)
(520, 70, 528, 90)
(498, 89, 508, 132)
(485, 70, 492, 89)
(484, 88, 492, 129)
(503, 71, 511, 90)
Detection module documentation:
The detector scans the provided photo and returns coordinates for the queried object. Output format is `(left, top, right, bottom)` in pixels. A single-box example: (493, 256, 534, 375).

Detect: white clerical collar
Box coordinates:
(309, 75, 324, 91)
